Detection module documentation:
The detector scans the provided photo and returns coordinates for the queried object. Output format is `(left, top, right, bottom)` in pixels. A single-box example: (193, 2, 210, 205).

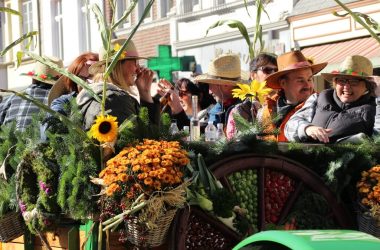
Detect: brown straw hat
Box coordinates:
(194, 53, 243, 86)
(322, 55, 374, 83)
(21, 56, 63, 85)
(89, 38, 147, 75)
(265, 51, 327, 89)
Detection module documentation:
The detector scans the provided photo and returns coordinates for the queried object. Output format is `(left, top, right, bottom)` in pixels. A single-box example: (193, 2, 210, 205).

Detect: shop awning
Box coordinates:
(301, 36, 380, 71)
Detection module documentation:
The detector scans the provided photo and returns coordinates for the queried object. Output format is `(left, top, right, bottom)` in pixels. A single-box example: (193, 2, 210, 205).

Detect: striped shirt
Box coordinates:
(0, 83, 51, 131)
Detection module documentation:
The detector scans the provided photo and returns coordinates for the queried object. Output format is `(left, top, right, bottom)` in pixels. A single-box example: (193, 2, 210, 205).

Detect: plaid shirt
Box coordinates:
(284, 93, 318, 142)
(0, 83, 51, 131)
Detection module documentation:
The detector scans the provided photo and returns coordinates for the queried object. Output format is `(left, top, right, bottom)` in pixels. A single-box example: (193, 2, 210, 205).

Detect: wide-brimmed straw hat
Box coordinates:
(265, 51, 327, 89)
(21, 56, 63, 85)
(89, 38, 146, 75)
(194, 53, 243, 86)
(322, 55, 374, 83)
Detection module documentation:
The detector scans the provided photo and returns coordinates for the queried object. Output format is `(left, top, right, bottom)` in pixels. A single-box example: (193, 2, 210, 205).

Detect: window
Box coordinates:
(138, 0, 152, 22)
(183, 0, 199, 13)
(21, 0, 34, 50)
(116, 0, 131, 28)
(160, 0, 174, 18)
(52, 0, 64, 59)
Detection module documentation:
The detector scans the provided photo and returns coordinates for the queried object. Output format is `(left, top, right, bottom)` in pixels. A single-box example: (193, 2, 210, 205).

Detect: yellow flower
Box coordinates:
(113, 43, 127, 59)
(89, 115, 118, 143)
(232, 80, 272, 104)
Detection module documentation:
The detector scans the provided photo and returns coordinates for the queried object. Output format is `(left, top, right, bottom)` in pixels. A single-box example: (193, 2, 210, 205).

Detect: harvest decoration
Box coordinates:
(15, 144, 60, 233)
(94, 139, 189, 245)
(89, 114, 118, 143)
(232, 79, 272, 104)
(357, 165, 380, 219)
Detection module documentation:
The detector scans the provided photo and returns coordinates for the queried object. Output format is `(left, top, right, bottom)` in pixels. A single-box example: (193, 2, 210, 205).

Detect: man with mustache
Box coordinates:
(258, 51, 327, 142)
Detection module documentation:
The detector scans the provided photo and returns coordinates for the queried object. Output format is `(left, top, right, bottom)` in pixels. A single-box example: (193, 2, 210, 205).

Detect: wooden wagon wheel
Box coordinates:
(170, 153, 354, 250)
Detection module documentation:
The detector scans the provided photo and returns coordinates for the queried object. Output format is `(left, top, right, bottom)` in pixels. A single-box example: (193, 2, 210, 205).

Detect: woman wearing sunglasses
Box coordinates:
(226, 53, 278, 139)
(285, 55, 378, 143)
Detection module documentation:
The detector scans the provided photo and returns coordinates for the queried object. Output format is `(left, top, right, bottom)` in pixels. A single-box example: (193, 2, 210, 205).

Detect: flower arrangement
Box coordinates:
(357, 165, 380, 222)
(95, 138, 190, 246)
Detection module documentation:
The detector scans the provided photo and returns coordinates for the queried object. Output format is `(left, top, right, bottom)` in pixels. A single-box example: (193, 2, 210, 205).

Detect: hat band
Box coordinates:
(282, 61, 311, 71)
(207, 74, 240, 81)
(330, 69, 369, 77)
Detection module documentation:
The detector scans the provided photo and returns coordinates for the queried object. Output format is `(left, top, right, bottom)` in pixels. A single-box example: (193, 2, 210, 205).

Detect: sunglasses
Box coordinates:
(334, 78, 362, 87)
(257, 66, 278, 74)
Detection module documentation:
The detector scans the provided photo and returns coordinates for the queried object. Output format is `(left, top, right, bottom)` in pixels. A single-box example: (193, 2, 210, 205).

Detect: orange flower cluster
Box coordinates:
(99, 139, 189, 199)
(357, 165, 380, 207)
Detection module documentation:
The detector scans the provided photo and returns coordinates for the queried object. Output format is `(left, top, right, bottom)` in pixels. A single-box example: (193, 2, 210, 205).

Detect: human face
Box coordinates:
(280, 68, 314, 104)
(209, 84, 234, 102)
(122, 59, 140, 85)
(178, 87, 192, 115)
(251, 64, 278, 82)
(334, 77, 368, 103)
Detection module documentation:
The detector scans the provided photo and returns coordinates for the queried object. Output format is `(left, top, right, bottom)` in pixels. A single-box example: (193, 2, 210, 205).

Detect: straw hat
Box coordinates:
(265, 51, 327, 89)
(89, 38, 146, 75)
(21, 56, 63, 85)
(322, 55, 374, 83)
(194, 53, 243, 86)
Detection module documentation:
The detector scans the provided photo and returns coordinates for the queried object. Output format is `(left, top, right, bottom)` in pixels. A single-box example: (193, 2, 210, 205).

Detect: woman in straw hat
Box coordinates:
(48, 52, 99, 116)
(76, 38, 159, 130)
(0, 56, 63, 131)
(285, 55, 378, 143)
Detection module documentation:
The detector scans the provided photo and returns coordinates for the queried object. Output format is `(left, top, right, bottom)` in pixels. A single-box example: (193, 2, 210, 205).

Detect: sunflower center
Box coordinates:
(99, 121, 112, 134)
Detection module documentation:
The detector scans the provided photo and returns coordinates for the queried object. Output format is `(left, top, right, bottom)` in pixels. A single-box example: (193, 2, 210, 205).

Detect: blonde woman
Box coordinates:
(76, 39, 159, 130)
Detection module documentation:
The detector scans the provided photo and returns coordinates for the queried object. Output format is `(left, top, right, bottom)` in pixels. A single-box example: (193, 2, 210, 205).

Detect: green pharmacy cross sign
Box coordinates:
(148, 45, 196, 82)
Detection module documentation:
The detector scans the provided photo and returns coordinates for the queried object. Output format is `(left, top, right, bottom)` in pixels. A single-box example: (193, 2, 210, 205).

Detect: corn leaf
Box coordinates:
(333, 11, 379, 31)
(112, 0, 139, 29)
(333, 0, 380, 44)
(24, 52, 101, 103)
(16, 51, 23, 67)
(0, 7, 22, 18)
(91, 3, 110, 50)
(0, 31, 38, 56)
(206, 20, 254, 59)
(104, 0, 154, 78)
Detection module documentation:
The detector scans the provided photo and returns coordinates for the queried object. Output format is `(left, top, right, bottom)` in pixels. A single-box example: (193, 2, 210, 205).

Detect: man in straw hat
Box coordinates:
(77, 38, 159, 131)
(0, 56, 63, 131)
(258, 50, 327, 142)
(285, 55, 379, 143)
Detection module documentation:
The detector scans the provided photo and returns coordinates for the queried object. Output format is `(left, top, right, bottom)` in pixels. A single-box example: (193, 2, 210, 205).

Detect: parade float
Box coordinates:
(1, 1, 380, 250)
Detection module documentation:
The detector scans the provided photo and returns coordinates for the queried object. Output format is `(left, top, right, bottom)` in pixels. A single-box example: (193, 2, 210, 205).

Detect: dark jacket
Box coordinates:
(312, 89, 376, 142)
(76, 83, 160, 130)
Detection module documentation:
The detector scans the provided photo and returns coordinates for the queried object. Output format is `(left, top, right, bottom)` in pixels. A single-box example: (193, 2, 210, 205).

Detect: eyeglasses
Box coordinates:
(334, 78, 362, 87)
(257, 66, 278, 74)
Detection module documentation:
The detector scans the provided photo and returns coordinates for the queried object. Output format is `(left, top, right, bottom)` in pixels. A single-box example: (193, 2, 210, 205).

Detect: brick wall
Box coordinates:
(122, 24, 170, 57)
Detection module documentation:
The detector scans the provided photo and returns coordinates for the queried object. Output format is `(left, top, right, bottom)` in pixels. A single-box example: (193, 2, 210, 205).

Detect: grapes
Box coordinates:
(228, 170, 258, 227)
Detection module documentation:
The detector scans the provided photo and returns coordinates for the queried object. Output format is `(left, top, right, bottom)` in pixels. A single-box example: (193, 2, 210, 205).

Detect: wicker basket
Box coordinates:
(0, 212, 24, 242)
(126, 209, 177, 247)
(357, 206, 380, 238)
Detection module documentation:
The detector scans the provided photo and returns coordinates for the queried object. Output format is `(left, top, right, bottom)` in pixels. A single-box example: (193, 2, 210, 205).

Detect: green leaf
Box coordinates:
(91, 3, 110, 50)
(0, 31, 38, 56)
(0, 7, 22, 17)
(24, 52, 101, 103)
(206, 20, 254, 59)
(112, 0, 138, 29)
(104, 0, 154, 78)
(333, 0, 380, 44)
(16, 51, 23, 67)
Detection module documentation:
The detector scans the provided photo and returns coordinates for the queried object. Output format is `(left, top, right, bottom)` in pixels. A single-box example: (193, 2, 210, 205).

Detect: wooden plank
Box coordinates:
(1, 242, 66, 250)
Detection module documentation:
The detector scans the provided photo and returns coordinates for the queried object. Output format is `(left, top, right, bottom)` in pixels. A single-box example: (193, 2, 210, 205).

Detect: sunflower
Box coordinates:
(89, 115, 118, 143)
(232, 79, 272, 104)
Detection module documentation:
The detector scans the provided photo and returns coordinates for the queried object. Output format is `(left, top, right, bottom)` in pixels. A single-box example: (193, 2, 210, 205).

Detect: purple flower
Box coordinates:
(39, 180, 50, 195)
(19, 201, 27, 213)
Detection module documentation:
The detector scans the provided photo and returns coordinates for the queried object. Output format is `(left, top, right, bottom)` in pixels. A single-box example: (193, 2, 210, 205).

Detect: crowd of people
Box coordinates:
(1, 38, 380, 145)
